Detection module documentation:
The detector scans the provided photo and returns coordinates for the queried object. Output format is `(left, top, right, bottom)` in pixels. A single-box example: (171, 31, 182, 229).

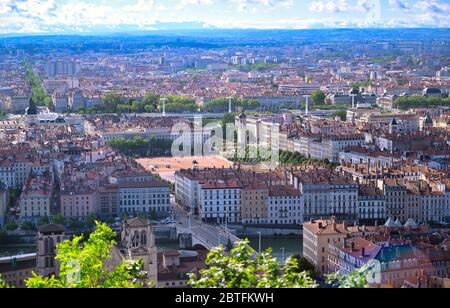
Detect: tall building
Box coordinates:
(52, 92, 69, 113)
(48, 60, 80, 77)
(303, 217, 377, 274)
(69, 90, 84, 111)
(115, 218, 158, 285)
(36, 224, 67, 278)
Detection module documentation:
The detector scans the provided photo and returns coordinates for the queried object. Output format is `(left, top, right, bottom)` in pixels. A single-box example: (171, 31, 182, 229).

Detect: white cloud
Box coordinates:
(414, 0, 450, 13)
(309, 0, 350, 13)
(0, 0, 448, 34)
(229, 0, 293, 11)
(388, 0, 411, 11)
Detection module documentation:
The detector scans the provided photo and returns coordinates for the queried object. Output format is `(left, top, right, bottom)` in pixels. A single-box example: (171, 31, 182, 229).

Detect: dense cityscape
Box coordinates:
(0, 1, 450, 294)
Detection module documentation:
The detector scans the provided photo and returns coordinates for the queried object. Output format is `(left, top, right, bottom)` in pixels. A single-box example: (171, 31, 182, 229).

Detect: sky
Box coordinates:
(0, 0, 449, 34)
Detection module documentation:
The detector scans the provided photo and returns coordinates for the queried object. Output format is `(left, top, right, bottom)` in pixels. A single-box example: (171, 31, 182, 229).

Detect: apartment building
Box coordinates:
(303, 217, 380, 274)
(97, 184, 119, 218)
(378, 179, 407, 223)
(358, 185, 385, 225)
(303, 217, 351, 274)
(0, 159, 32, 189)
(321, 134, 366, 162)
(118, 180, 171, 218)
(200, 180, 242, 224)
(60, 186, 99, 220)
(292, 169, 359, 222)
(175, 169, 202, 213)
(19, 172, 54, 223)
(241, 185, 269, 224)
(268, 186, 303, 225)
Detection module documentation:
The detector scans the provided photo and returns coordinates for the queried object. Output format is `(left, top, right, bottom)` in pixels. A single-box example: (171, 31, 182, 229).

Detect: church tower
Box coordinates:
(120, 218, 158, 285)
(36, 224, 67, 277)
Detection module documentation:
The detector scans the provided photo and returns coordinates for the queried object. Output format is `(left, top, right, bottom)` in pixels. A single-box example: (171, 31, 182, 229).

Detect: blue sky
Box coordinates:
(0, 0, 449, 34)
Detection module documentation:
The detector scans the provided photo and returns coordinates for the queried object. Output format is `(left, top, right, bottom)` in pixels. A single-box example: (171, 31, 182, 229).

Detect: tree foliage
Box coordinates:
(53, 214, 66, 226)
(4, 221, 18, 231)
(311, 90, 326, 105)
(395, 95, 450, 110)
(0, 275, 12, 288)
(326, 266, 370, 289)
(109, 136, 172, 157)
(333, 110, 347, 121)
(25, 66, 53, 108)
(162, 96, 198, 113)
(26, 222, 147, 288)
(20, 221, 35, 231)
(189, 240, 369, 289)
(189, 240, 318, 288)
(203, 97, 260, 113)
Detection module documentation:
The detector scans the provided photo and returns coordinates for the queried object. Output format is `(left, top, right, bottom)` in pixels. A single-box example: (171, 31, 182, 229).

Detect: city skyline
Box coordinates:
(0, 0, 449, 35)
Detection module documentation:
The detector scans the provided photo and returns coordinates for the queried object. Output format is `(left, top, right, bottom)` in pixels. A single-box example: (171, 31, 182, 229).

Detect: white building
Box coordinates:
(118, 180, 171, 217)
(358, 186, 385, 224)
(199, 183, 242, 224)
(267, 187, 303, 225)
(292, 171, 359, 222)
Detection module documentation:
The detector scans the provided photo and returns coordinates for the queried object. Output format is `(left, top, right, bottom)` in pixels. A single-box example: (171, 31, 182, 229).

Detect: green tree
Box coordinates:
(25, 65, 53, 108)
(188, 240, 318, 288)
(311, 90, 326, 105)
(292, 255, 318, 277)
(161, 96, 198, 113)
(141, 93, 160, 112)
(0, 275, 12, 288)
(53, 214, 66, 226)
(326, 266, 370, 289)
(68, 218, 83, 230)
(102, 92, 123, 113)
(37, 216, 50, 226)
(4, 221, 18, 231)
(334, 110, 347, 121)
(26, 222, 147, 288)
(20, 221, 35, 231)
(86, 213, 98, 227)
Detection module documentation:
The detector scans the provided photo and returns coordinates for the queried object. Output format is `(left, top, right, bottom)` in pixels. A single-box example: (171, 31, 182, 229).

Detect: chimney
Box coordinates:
(351, 242, 355, 252)
(318, 222, 323, 229)
(362, 247, 366, 257)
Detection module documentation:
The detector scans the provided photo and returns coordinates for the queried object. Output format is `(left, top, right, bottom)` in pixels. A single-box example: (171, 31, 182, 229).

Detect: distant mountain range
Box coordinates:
(0, 21, 218, 37)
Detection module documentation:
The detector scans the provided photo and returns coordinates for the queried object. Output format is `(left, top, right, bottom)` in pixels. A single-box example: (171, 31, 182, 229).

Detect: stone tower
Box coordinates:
(120, 218, 158, 285)
(36, 224, 66, 277)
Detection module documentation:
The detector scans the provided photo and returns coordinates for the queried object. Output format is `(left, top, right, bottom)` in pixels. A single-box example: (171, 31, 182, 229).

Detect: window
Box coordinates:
(141, 230, 147, 246)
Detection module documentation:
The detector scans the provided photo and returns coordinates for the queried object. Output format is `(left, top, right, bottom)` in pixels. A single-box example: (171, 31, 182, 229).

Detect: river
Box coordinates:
(248, 237, 303, 261)
(1, 237, 303, 262)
